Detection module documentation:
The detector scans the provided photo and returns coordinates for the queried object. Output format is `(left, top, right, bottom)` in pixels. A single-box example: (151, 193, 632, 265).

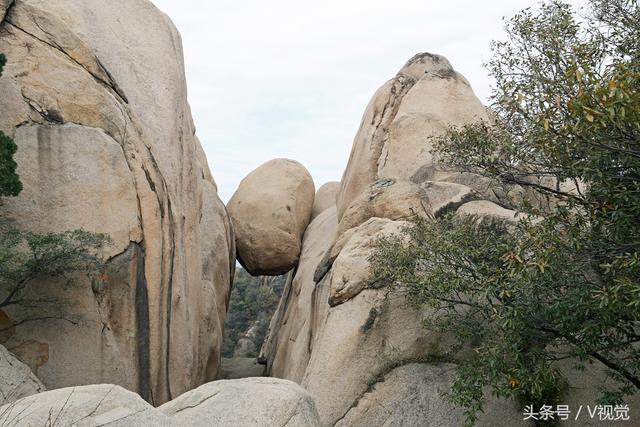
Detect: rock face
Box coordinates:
(0, 344, 45, 405)
(160, 377, 321, 426)
(0, 379, 322, 426)
(335, 53, 490, 223)
(0, 384, 170, 426)
(261, 53, 640, 426)
(260, 207, 338, 381)
(334, 364, 523, 427)
(0, 0, 234, 404)
(311, 181, 340, 220)
(228, 159, 315, 276)
(261, 54, 510, 425)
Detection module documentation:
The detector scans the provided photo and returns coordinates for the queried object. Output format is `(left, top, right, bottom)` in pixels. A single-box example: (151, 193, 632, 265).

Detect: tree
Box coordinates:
(222, 268, 284, 357)
(0, 53, 22, 197)
(0, 54, 108, 328)
(0, 229, 109, 328)
(371, 1, 640, 424)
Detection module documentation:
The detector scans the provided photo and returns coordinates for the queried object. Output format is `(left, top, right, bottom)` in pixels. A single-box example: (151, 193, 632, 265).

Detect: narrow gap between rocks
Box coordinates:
(220, 268, 287, 379)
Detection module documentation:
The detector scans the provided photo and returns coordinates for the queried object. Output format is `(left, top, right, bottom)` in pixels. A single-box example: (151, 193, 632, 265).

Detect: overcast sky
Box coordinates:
(151, 0, 587, 202)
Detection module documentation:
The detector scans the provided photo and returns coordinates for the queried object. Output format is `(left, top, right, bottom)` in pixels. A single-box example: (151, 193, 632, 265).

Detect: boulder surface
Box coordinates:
(228, 159, 315, 276)
(261, 53, 640, 426)
(0, 0, 234, 404)
(311, 181, 340, 220)
(160, 377, 321, 426)
(0, 344, 45, 406)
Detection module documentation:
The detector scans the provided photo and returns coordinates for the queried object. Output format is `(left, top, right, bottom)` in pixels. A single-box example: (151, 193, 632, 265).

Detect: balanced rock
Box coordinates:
(228, 159, 315, 276)
(311, 181, 340, 220)
(261, 54, 531, 426)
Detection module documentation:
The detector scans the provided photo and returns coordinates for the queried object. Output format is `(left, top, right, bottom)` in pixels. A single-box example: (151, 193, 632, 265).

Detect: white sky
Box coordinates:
(151, 0, 588, 202)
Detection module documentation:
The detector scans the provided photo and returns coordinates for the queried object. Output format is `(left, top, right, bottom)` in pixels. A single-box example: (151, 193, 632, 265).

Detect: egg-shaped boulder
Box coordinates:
(228, 159, 315, 276)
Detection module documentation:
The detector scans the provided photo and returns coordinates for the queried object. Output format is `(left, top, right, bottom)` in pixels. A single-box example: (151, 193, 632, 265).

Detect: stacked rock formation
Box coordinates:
(261, 53, 639, 426)
(228, 159, 315, 276)
(0, 0, 234, 404)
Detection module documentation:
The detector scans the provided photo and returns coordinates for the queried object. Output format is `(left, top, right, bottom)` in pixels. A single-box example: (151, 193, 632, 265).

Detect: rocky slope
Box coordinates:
(0, 0, 234, 405)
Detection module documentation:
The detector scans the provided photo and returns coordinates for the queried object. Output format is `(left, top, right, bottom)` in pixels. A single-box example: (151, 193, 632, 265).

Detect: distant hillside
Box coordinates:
(223, 268, 286, 358)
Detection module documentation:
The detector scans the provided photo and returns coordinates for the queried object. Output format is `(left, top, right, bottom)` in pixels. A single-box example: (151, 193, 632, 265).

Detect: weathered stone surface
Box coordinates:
(3, 124, 141, 255)
(159, 377, 322, 426)
(0, 0, 13, 24)
(0, 0, 234, 404)
(457, 200, 520, 222)
(311, 181, 340, 220)
(228, 159, 315, 276)
(334, 363, 528, 427)
(0, 344, 45, 406)
(262, 53, 637, 427)
(553, 360, 640, 427)
(336, 53, 490, 223)
(0, 384, 171, 426)
(329, 218, 409, 306)
(337, 179, 428, 237)
(261, 207, 338, 382)
(221, 357, 265, 380)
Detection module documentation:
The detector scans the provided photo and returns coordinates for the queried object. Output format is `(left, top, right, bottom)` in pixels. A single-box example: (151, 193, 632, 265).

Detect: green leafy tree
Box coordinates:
(0, 229, 109, 327)
(0, 53, 22, 197)
(0, 53, 108, 327)
(372, 0, 640, 424)
(223, 268, 285, 357)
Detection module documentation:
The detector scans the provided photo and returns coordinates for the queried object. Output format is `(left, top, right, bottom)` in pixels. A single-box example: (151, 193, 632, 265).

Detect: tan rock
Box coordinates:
(311, 181, 340, 220)
(336, 53, 490, 223)
(228, 159, 315, 276)
(337, 179, 428, 237)
(329, 218, 409, 306)
(0, 384, 170, 426)
(263, 52, 639, 426)
(457, 200, 520, 222)
(261, 207, 338, 382)
(334, 363, 528, 427)
(0, 0, 12, 22)
(0, 0, 234, 404)
(0, 344, 45, 406)
(159, 377, 322, 427)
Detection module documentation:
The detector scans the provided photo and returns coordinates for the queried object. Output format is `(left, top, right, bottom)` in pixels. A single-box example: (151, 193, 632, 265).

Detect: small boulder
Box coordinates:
(159, 377, 321, 426)
(311, 181, 340, 220)
(228, 159, 315, 276)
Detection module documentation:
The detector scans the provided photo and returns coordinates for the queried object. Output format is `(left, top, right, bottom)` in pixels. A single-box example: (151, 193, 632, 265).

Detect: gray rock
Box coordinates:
(0, 344, 45, 406)
(0, 384, 171, 426)
(159, 377, 321, 426)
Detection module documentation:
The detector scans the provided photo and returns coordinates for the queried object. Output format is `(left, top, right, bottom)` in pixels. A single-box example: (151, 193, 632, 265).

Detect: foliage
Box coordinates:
(371, 0, 640, 424)
(0, 53, 108, 323)
(223, 268, 285, 357)
(0, 53, 22, 197)
(0, 229, 109, 327)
